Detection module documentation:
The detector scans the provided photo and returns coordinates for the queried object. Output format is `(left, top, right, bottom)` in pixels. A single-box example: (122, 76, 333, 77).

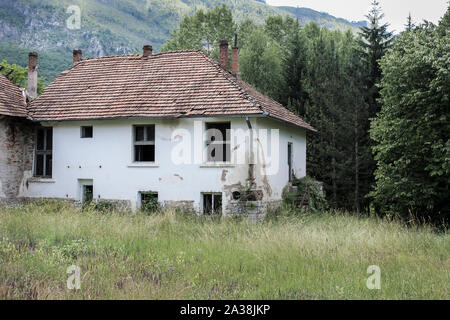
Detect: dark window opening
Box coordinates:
(83, 185, 93, 204)
(203, 193, 222, 215)
(288, 142, 293, 182)
(134, 125, 155, 162)
(81, 126, 93, 138)
(141, 192, 159, 212)
(34, 127, 53, 178)
(206, 122, 231, 162)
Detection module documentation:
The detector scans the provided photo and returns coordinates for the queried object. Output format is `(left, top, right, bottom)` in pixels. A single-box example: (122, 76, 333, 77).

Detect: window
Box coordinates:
(203, 193, 222, 215)
(34, 127, 52, 178)
(134, 125, 155, 162)
(81, 126, 93, 138)
(78, 179, 93, 205)
(205, 122, 230, 162)
(288, 142, 293, 182)
(82, 185, 93, 204)
(140, 192, 159, 212)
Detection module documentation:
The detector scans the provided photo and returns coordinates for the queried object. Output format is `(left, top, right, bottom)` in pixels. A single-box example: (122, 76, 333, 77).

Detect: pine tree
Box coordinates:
(358, 0, 393, 117)
(281, 19, 308, 116)
(405, 13, 415, 32)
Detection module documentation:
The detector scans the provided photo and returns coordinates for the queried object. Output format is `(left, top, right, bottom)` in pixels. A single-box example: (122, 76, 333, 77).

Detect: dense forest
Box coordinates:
(160, 2, 449, 222)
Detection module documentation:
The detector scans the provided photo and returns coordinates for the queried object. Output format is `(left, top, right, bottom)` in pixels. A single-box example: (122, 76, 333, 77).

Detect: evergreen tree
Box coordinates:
(405, 13, 415, 32)
(304, 28, 350, 208)
(358, 0, 393, 117)
(340, 32, 372, 213)
(281, 19, 308, 116)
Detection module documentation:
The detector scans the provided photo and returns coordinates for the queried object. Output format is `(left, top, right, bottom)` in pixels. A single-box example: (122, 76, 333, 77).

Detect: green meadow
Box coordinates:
(0, 202, 448, 300)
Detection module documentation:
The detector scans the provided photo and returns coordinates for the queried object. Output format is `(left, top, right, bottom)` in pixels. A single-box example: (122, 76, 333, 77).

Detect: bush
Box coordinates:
(283, 176, 328, 213)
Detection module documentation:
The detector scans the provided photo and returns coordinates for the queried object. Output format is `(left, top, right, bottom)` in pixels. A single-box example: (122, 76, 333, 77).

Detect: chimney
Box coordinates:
(143, 45, 153, 57)
(232, 34, 239, 76)
(219, 40, 228, 70)
(73, 49, 82, 64)
(28, 52, 38, 101)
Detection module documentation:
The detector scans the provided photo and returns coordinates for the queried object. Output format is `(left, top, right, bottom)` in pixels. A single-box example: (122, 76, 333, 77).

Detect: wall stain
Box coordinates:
(221, 170, 228, 182)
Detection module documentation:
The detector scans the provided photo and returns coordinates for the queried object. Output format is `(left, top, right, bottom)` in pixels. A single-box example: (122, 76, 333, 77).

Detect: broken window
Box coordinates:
(203, 193, 222, 215)
(134, 125, 155, 162)
(34, 127, 52, 178)
(205, 122, 231, 162)
(81, 126, 93, 138)
(140, 192, 159, 212)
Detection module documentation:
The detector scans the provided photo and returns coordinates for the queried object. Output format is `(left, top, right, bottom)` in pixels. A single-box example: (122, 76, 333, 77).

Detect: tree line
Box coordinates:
(162, 2, 449, 222)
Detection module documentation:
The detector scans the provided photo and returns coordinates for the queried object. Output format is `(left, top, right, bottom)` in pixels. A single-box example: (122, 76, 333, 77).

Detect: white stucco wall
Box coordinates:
(21, 117, 307, 212)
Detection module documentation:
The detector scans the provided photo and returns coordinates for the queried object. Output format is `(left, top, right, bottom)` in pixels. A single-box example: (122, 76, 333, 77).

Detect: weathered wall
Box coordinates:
(0, 116, 34, 202)
(21, 117, 307, 214)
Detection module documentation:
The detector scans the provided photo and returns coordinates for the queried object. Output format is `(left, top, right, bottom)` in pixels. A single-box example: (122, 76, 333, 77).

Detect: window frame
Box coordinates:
(139, 191, 159, 212)
(205, 122, 231, 163)
(80, 126, 93, 138)
(34, 127, 53, 178)
(288, 142, 293, 182)
(133, 125, 156, 163)
(202, 192, 223, 215)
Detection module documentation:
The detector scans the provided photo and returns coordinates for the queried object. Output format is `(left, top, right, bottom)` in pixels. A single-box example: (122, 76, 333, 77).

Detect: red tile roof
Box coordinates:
(28, 50, 315, 131)
(0, 73, 27, 117)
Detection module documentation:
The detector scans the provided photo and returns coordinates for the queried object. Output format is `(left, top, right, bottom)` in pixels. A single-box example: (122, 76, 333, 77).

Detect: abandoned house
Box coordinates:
(0, 42, 315, 215)
(0, 63, 35, 203)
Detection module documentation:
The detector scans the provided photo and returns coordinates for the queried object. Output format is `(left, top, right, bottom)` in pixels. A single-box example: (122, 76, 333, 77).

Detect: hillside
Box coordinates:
(0, 0, 365, 84)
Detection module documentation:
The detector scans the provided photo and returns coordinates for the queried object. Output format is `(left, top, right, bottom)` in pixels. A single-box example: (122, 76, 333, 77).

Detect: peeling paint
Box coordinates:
(174, 173, 183, 180)
(221, 170, 228, 182)
(256, 138, 272, 197)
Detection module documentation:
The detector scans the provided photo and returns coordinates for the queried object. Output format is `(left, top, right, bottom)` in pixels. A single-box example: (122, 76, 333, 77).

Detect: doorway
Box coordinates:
(288, 143, 293, 182)
(78, 179, 94, 204)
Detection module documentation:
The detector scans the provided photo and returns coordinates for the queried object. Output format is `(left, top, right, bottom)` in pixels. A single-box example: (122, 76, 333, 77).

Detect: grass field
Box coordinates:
(0, 202, 448, 300)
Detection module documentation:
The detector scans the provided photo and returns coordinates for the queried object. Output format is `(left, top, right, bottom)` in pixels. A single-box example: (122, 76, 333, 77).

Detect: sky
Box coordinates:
(266, 0, 448, 33)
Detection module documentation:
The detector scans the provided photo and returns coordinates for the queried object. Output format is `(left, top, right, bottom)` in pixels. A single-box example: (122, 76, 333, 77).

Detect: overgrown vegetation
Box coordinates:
(282, 176, 328, 214)
(370, 13, 450, 222)
(0, 202, 448, 300)
(163, 3, 449, 223)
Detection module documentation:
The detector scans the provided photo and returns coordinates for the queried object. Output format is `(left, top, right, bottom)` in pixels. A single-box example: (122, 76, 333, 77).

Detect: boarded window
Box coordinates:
(205, 122, 231, 162)
(34, 127, 53, 178)
(203, 193, 222, 215)
(134, 125, 155, 162)
(81, 126, 93, 138)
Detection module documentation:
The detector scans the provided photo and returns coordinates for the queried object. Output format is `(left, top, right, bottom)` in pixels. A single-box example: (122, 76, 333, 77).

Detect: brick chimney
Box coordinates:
(219, 40, 228, 70)
(231, 34, 239, 76)
(27, 52, 38, 101)
(73, 49, 82, 64)
(143, 45, 153, 57)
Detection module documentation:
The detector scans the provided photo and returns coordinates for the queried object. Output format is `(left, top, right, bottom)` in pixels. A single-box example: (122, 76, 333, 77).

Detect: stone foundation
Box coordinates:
(163, 200, 195, 211)
(225, 199, 282, 219)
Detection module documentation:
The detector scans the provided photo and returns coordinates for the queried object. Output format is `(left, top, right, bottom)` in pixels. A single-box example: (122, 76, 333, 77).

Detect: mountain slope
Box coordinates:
(0, 0, 365, 84)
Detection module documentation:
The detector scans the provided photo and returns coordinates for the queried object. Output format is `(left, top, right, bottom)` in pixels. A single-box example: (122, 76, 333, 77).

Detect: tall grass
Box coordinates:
(0, 202, 448, 300)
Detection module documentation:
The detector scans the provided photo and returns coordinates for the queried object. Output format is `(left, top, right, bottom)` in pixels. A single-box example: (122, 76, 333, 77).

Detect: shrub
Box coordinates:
(283, 176, 328, 213)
